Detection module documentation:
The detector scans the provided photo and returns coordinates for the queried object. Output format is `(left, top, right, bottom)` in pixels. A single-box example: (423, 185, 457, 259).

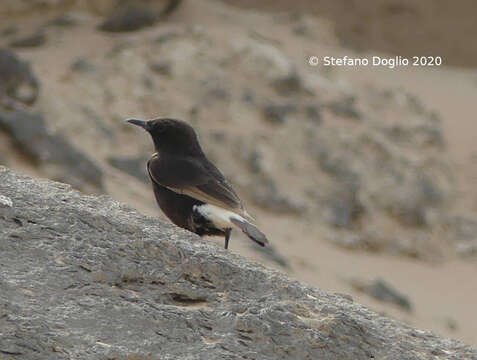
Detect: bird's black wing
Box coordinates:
(147, 154, 249, 218)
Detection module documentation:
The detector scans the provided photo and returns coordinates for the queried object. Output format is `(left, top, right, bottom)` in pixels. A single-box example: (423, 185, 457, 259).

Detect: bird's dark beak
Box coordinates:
(127, 118, 148, 129)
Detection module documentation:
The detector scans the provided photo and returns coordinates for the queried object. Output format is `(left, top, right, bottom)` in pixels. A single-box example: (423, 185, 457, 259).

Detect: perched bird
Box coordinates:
(127, 118, 269, 249)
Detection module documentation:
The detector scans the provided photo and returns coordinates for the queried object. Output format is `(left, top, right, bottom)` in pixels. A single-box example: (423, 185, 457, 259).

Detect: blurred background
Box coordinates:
(1, 0, 476, 345)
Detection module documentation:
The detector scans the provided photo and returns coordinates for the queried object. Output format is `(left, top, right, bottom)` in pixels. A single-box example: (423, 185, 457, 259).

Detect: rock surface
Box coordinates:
(0, 166, 476, 360)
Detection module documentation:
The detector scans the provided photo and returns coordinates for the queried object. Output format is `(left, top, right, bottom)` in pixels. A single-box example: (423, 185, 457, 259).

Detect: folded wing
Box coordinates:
(147, 154, 250, 219)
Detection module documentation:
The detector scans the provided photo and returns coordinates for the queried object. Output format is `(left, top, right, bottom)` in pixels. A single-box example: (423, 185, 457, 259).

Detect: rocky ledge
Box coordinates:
(0, 166, 475, 360)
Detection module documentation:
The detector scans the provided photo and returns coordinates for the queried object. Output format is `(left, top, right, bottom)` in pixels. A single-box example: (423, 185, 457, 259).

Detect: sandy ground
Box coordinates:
(1, 0, 477, 346)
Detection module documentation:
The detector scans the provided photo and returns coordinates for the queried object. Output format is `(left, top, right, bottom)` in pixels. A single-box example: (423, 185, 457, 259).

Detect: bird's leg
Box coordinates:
(224, 228, 232, 249)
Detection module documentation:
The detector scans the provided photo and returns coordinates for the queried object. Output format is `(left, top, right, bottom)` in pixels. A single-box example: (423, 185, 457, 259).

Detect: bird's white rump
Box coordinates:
(193, 203, 244, 230)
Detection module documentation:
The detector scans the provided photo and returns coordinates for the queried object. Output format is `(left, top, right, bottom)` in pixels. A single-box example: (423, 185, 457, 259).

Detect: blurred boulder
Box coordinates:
(326, 95, 361, 120)
(201, 75, 231, 102)
(46, 13, 79, 27)
(149, 59, 172, 77)
(232, 38, 293, 82)
(9, 32, 47, 48)
(1, 25, 18, 37)
(328, 231, 384, 253)
(0, 109, 103, 190)
(0, 0, 72, 14)
(350, 278, 412, 312)
(262, 103, 297, 124)
(99, 4, 157, 32)
(0, 0, 182, 17)
(305, 104, 322, 124)
(246, 149, 264, 174)
(381, 176, 444, 228)
(449, 216, 477, 257)
(383, 123, 445, 148)
(98, 0, 182, 32)
(271, 71, 305, 96)
(324, 186, 364, 229)
(0, 48, 39, 105)
(71, 57, 96, 73)
(455, 239, 477, 254)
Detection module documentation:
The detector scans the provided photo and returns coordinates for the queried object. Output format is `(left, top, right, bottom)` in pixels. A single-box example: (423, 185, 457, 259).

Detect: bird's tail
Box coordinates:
(230, 218, 269, 247)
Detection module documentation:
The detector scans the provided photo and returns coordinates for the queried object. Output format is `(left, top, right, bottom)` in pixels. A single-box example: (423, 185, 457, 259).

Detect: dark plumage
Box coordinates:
(127, 118, 269, 249)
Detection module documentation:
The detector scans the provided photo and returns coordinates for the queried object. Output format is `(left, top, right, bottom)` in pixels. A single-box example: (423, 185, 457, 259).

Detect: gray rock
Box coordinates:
(351, 278, 413, 312)
(71, 57, 96, 73)
(456, 240, 477, 256)
(1, 25, 18, 37)
(47, 14, 78, 27)
(161, 0, 183, 17)
(244, 148, 265, 174)
(149, 60, 172, 77)
(154, 30, 182, 44)
(0, 0, 72, 14)
(9, 32, 47, 48)
(290, 15, 316, 38)
(405, 92, 426, 115)
(262, 103, 297, 124)
(232, 38, 294, 83)
(305, 104, 322, 124)
(241, 88, 255, 104)
(324, 187, 364, 229)
(0, 48, 39, 105)
(0, 194, 12, 207)
(386, 176, 443, 228)
(315, 146, 360, 185)
(0, 166, 476, 359)
(326, 96, 361, 120)
(107, 40, 134, 58)
(384, 123, 445, 148)
(208, 130, 227, 144)
(99, 3, 161, 33)
(329, 231, 384, 253)
(449, 216, 477, 257)
(0, 109, 103, 190)
(293, 23, 309, 36)
(200, 76, 230, 102)
(271, 71, 304, 96)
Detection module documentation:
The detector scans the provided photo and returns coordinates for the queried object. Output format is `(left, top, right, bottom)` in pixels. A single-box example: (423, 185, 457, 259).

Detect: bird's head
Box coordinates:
(127, 118, 203, 156)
